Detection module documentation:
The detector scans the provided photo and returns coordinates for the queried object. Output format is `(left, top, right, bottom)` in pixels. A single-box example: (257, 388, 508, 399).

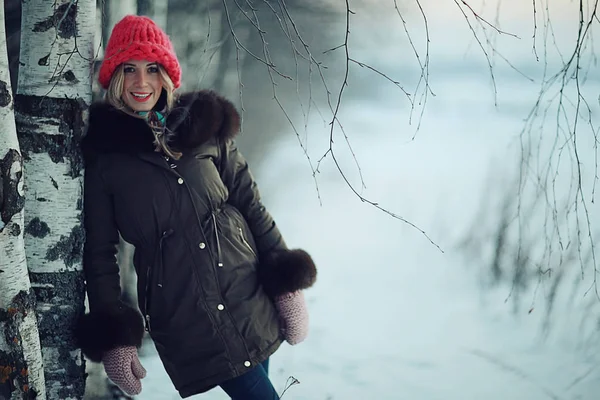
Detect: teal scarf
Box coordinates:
(137, 110, 166, 126)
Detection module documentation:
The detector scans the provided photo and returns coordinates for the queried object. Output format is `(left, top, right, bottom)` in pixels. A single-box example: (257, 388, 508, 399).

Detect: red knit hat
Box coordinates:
(99, 15, 181, 89)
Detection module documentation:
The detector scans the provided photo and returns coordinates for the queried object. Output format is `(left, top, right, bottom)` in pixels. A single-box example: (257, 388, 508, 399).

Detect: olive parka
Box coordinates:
(75, 90, 316, 398)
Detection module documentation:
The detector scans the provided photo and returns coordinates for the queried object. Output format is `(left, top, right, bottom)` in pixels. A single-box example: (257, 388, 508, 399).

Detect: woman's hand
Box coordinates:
(102, 346, 147, 395)
(274, 291, 309, 345)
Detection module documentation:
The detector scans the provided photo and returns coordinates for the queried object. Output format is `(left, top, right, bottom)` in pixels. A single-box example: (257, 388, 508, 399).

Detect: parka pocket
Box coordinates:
(144, 228, 174, 332)
(238, 226, 257, 258)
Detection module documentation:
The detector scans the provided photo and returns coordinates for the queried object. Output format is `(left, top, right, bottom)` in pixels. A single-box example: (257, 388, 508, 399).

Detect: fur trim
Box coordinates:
(81, 102, 156, 164)
(168, 90, 240, 150)
(74, 304, 145, 362)
(258, 249, 317, 297)
(81, 90, 241, 165)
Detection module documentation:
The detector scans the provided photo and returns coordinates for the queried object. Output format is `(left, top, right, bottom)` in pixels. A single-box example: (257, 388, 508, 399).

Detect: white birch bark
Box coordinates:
(99, 0, 137, 60)
(105, 0, 137, 42)
(15, 1, 95, 398)
(0, 1, 46, 398)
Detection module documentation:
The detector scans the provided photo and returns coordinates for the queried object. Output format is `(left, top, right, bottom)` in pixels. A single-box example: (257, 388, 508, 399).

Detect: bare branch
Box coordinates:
(317, 0, 442, 251)
(280, 376, 300, 398)
(453, 0, 500, 105)
(532, 0, 539, 61)
(221, 0, 292, 80)
(459, 0, 520, 38)
(410, 0, 435, 133)
(348, 58, 411, 97)
(392, 0, 432, 137)
(243, 0, 324, 204)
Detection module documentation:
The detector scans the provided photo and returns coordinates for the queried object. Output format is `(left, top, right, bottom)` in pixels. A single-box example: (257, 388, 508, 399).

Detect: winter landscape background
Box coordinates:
(92, 0, 600, 398)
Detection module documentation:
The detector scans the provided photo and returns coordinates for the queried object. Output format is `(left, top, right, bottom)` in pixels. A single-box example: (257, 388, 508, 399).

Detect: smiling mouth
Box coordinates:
(131, 92, 152, 102)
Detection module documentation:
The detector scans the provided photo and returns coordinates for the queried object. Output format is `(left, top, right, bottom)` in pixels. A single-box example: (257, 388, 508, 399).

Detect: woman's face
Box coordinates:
(121, 60, 163, 111)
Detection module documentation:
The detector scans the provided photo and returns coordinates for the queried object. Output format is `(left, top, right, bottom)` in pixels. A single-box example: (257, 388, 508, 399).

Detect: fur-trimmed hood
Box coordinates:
(81, 90, 241, 163)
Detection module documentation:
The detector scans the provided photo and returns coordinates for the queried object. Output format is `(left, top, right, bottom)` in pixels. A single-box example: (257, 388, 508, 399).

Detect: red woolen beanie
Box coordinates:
(99, 15, 181, 89)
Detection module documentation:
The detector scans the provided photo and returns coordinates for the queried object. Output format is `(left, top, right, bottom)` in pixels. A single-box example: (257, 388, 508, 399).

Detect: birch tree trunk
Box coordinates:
(138, 0, 168, 31)
(102, 0, 137, 48)
(0, 1, 46, 398)
(3, 0, 22, 94)
(15, 1, 95, 398)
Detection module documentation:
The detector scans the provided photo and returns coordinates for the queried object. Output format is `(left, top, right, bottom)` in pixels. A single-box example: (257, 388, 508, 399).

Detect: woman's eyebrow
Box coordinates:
(123, 62, 158, 67)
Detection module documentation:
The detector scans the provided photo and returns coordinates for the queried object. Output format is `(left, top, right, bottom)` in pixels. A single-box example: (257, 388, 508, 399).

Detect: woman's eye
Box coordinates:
(148, 66, 159, 73)
(124, 67, 135, 73)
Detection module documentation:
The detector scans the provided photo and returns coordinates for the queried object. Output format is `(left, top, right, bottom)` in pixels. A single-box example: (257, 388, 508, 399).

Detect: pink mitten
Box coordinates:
(102, 346, 147, 395)
(274, 291, 309, 345)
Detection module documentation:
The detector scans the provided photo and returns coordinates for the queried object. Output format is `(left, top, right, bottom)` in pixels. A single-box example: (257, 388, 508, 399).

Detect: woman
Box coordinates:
(75, 15, 316, 400)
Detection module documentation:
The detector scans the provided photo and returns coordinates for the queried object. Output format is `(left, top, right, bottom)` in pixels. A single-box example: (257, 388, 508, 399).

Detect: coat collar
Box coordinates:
(81, 90, 241, 164)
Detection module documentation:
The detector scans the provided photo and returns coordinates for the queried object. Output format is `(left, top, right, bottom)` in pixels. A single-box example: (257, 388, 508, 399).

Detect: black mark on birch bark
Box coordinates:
(0, 80, 11, 107)
(0, 149, 24, 231)
(24, 217, 50, 238)
(38, 54, 50, 66)
(45, 223, 84, 267)
(62, 70, 79, 83)
(15, 95, 87, 178)
(28, 271, 86, 399)
(9, 223, 21, 236)
(32, 3, 78, 39)
(0, 290, 38, 400)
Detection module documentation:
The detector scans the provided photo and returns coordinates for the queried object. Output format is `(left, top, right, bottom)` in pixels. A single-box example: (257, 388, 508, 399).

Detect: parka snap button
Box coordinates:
(198, 242, 206, 249)
(244, 361, 251, 367)
(217, 304, 225, 311)
(218, 262, 223, 267)
(177, 178, 184, 184)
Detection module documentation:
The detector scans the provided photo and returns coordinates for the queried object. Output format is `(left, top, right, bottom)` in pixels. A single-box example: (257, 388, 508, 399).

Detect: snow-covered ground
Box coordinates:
(136, 82, 599, 399)
(130, 1, 600, 398)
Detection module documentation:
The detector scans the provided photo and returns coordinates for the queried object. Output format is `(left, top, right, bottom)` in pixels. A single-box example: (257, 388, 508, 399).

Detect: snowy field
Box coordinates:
(113, 1, 600, 398)
(136, 78, 600, 399)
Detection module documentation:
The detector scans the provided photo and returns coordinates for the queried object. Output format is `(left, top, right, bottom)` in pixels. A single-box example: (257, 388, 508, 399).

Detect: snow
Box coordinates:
(132, 2, 600, 398)
(135, 83, 600, 399)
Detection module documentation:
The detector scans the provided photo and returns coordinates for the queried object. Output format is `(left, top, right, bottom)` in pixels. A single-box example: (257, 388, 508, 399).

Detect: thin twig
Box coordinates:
(318, 0, 442, 251)
(280, 376, 300, 398)
(460, 0, 520, 38)
(532, 0, 539, 61)
(221, 0, 292, 80)
(453, 0, 500, 106)
(349, 58, 411, 97)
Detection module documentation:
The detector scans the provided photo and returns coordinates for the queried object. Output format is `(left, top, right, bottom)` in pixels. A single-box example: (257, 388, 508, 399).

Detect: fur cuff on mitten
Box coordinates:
(275, 291, 309, 345)
(258, 249, 316, 345)
(258, 249, 317, 297)
(74, 303, 145, 362)
(103, 346, 147, 396)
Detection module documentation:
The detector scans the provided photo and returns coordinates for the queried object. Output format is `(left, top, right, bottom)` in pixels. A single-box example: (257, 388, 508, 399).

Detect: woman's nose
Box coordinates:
(134, 70, 148, 86)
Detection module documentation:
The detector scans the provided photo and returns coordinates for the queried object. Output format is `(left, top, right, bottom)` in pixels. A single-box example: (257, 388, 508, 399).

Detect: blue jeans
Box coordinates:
(219, 358, 280, 400)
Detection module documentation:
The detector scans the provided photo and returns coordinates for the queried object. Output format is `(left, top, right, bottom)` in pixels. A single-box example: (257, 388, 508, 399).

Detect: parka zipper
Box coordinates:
(211, 212, 224, 267)
(238, 226, 257, 258)
(136, 153, 251, 363)
(156, 228, 174, 287)
(144, 228, 174, 332)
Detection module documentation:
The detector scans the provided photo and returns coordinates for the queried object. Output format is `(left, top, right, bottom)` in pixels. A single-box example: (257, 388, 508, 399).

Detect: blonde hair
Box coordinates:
(106, 64, 182, 159)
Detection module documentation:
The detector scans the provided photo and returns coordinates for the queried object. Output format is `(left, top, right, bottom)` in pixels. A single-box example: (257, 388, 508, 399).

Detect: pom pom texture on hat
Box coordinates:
(99, 15, 181, 89)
